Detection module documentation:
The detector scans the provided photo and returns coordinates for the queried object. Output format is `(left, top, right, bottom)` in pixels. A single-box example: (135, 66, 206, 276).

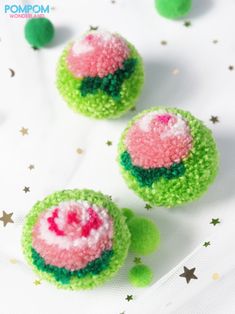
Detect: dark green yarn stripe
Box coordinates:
(31, 247, 114, 285)
(79, 58, 137, 100)
(120, 151, 186, 187)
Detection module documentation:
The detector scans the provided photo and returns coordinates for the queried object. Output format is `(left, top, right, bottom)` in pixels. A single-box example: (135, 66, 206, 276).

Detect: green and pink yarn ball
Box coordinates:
(22, 189, 159, 289)
(56, 29, 144, 119)
(118, 107, 219, 208)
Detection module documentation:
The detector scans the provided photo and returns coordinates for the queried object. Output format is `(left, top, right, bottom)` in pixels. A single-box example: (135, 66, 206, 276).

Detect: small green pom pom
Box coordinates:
(155, 0, 192, 19)
(122, 208, 135, 222)
(127, 216, 160, 255)
(128, 264, 153, 287)
(24, 18, 54, 48)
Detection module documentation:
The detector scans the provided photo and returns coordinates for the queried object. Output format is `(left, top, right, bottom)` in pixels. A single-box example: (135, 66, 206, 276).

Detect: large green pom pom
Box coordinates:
(118, 107, 219, 208)
(24, 18, 54, 48)
(127, 216, 160, 255)
(22, 189, 130, 290)
(155, 0, 192, 19)
(56, 32, 144, 119)
(128, 264, 153, 287)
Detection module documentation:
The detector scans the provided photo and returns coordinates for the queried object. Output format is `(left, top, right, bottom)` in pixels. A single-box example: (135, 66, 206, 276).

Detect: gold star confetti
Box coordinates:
(34, 279, 41, 286)
(212, 273, 220, 280)
(28, 164, 35, 171)
(172, 68, 180, 75)
(9, 68, 15, 77)
(210, 218, 220, 226)
(210, 116, 219, 124)
(161, 40, 167, 46)
(180, 266, 198, 284)
(145, 203, 152, 210)
(76, 148, 84, 155)
(89, 25, 99, 31)
(203, 241, 210, 247)
(134, 257, 142, 264)
(126, 295, 133, 302)
(228, 65, 234, 71)
(9, 258, 18, 264)
(20, 127, 29, 136)
(106, 140, 112, 146)
(0, 211, 14, 227)
(23, 186, 30, 193)
(212, 39, 218, 44)
(184, 21, 191, 27)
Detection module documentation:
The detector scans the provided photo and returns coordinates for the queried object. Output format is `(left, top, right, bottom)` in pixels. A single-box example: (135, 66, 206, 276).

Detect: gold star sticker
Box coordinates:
(184, 21, 191, 27)
(106, 140, 112, 146)
(23, 186, 30, 193)
(134, 257, 142, 264)
(161, 40, 167, 46)
(126, 295, 133, 302)
(28, 164, 35, 171)
(0, 210, 14, 227)
(145, 203, 152, 210)
(89, 25, 99, 31)
(9, 258, 18, 264)
(203, 241, 210, 247)
(212, 39, 218, 44)
(34, 279, 41, 286)
(76, 148, 84, 155)
(210, 218, 220, 226)
(212, 273, 220, 280)
(20, 127, 29, 136)
(210, 116, 219, 124)
(228, 65, 234, 71)
(180, 266, 198, 284)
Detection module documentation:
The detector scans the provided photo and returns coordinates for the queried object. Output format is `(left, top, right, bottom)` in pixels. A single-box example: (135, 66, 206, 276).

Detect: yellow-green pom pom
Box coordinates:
(122, 208, 135, 222)
(127, 216, 160, 255)
(128, 264, 153, 287)
(155, 0, 192, 19)
(24, 18, 54, 48)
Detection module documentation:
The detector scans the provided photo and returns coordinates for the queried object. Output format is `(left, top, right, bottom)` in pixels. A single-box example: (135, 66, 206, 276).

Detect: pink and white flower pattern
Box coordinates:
(32, 201, 113, 271)
(67, 30, 130, 78)
(125, 111, 193, 169)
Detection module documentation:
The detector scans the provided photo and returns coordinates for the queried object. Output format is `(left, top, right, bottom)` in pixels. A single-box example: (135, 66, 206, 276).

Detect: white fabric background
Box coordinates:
(0, 0, 235, 313)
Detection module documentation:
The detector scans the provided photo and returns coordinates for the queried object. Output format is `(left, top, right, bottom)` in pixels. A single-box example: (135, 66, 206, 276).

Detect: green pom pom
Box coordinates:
(127, 216, 160, 255)
(128, 264, 153, 287)
(155, 0, 192, 19)
(118, 107, 219, 208)
(24, 18, 54, 48)
(22, 189, 130, 290)
(122, 208, 135, 221)
(56, 35, 144, 119)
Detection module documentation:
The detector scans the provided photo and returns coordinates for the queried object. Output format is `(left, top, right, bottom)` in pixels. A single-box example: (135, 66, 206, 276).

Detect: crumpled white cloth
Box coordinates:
(0, 0, 235, 313)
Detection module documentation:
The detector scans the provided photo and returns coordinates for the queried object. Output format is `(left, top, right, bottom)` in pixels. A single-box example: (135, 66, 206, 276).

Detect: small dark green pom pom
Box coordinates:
(155, 0, 192, 19)
(128, 264, 153, 287)
(24, 18, 54, 48)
